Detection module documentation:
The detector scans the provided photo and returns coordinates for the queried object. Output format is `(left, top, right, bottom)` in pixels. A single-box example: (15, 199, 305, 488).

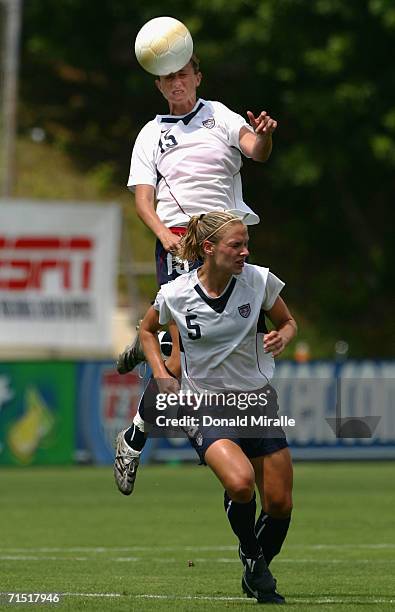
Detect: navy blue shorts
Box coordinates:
(190, 434, 289, 465)
(184, 385, 289, 464)
(155, 227, 202, 287)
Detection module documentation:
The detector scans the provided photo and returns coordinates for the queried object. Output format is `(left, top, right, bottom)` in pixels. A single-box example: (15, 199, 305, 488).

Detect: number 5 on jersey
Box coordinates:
(186, 314, 201, 339)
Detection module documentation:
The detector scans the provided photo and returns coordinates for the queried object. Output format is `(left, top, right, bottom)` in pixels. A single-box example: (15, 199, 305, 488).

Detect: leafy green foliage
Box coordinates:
(18, 0, 395, 356)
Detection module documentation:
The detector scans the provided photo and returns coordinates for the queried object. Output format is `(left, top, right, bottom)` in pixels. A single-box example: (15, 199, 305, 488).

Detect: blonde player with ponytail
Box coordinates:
(116, 211, 297, 604)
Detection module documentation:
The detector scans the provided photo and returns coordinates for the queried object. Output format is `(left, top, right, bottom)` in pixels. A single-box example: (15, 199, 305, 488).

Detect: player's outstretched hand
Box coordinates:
(263, 330, 286, 357)
(247, 111, 277, 136)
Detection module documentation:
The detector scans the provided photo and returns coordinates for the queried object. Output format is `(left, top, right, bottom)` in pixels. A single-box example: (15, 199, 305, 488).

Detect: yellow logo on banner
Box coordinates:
(8, 387, 55, 464)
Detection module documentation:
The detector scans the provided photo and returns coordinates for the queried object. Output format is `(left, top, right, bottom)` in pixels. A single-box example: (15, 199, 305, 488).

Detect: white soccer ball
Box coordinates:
(135, 16, 193, 76)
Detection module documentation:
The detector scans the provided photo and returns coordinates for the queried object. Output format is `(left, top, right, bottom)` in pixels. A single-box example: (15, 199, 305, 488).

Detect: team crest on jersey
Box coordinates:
(238, 303, 251, 318)
(202, 118, 215, 129)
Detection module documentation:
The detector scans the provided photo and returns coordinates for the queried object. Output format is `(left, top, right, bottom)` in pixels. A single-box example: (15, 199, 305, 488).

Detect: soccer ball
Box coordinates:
(135, 16, 193, 76)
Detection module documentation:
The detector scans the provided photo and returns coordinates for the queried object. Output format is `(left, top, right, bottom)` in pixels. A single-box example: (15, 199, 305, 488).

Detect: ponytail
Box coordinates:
(178, 211, 243, 261)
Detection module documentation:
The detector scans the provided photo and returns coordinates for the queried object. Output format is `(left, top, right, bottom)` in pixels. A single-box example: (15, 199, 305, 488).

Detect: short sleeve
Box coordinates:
(214, 102, 253, 151)
(127, 123, 158, 191)
(262, 271, 285, 311)
(153, 289, 172, 325)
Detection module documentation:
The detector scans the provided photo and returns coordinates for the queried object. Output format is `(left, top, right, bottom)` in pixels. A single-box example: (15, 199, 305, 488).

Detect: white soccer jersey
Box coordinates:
(153, 264, 285, 391)
(128, 99, 259, 228)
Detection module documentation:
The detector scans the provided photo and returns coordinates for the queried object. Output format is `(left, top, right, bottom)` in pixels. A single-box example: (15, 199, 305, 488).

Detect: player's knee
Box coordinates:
(227, 476, 255, 503)
(265, 493, 293, 518)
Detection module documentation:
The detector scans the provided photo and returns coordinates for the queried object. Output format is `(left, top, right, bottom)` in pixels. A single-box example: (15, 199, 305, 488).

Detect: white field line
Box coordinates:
(136, 595, 395, 604)
(0, 543, 394, 553)
(62, 593, 121, 598)
(1, 555, 395, 565)
(33, 593, 395, 604)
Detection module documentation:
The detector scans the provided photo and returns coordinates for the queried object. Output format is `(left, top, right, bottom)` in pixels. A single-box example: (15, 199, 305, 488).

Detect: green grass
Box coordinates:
(1, 462, 395, 610)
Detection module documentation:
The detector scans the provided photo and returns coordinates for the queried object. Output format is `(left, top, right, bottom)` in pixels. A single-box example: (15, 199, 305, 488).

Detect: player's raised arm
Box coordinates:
(239, 111, 277, 162)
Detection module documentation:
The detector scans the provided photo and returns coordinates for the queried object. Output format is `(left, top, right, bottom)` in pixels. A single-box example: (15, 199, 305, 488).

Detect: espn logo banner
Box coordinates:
(0, 200, 120, 350)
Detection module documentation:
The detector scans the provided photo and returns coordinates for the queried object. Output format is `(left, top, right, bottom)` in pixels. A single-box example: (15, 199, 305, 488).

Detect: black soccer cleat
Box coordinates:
(242, 576, 285, 604)
(239, 547, 285, 604)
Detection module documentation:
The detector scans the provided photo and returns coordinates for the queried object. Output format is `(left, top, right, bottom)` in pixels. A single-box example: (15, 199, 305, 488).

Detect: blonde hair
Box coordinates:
(178, 211, 244, 261)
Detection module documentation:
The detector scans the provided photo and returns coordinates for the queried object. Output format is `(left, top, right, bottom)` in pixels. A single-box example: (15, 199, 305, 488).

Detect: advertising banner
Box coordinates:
(0, 199, 120, 350)
(0, 362, 76, 465)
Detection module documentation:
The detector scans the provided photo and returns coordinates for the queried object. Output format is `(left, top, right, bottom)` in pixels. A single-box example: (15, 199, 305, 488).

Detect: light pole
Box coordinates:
(1, 0, 22, 197)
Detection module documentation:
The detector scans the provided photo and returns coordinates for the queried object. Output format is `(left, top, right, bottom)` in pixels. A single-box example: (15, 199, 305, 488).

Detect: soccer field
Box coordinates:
(1, 462, 394, 611)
